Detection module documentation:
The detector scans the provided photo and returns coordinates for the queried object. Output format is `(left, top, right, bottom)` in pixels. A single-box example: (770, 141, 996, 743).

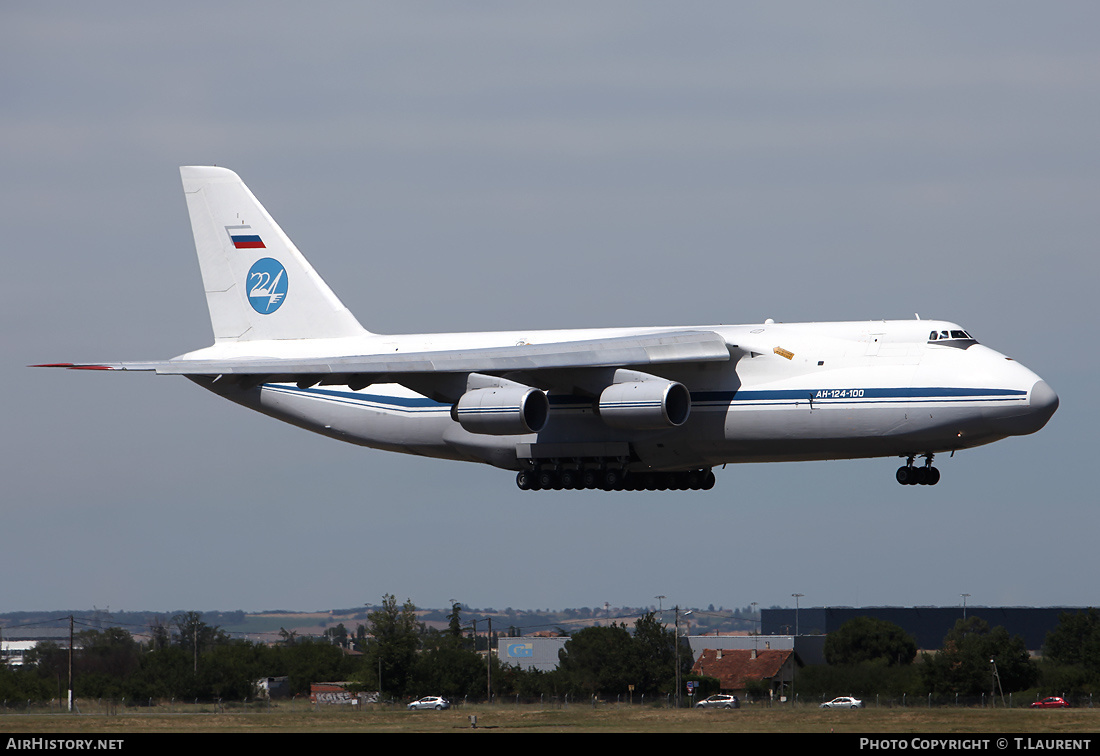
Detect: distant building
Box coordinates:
(499, 636, 568, 672)
(1, 628, 71, 666)
(761, 606, 1094, 651)
(686, 633, 826, 666)
(1, 640, 40, 666)
(691, 649, 798, 699)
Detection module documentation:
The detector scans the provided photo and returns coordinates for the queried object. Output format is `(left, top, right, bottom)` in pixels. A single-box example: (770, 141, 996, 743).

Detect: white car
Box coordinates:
(696, 694, 740, 709)
(820, 696, 864, 709)
(408, 696, 451, 710)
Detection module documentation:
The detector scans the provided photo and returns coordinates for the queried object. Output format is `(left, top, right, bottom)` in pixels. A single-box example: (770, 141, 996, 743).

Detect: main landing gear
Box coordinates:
(516, 465, 716, 492)
(896, 454, 940, 486)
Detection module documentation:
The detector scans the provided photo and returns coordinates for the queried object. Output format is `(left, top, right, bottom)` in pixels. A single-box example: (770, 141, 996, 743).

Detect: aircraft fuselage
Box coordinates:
(190, 317, 1056, 479)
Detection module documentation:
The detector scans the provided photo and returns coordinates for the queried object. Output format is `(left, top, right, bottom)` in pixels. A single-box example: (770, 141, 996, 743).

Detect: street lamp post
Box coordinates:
(673, 607, 693, 708)
(792, 594, 804, 636)
(751, 602, 759, 655)
(674, 607, 681, 708)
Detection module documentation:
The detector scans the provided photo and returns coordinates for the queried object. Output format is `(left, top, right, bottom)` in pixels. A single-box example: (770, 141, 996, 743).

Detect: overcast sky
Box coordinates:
(3, 2, 1097, 618)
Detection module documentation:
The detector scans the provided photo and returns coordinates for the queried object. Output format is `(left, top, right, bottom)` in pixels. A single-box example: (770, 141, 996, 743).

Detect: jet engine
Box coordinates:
(453, 384, 549, 435)
(598, 378, 691, 430)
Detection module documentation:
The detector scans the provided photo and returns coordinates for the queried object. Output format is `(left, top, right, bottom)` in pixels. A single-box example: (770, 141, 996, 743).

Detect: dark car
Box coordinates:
(1030, 696, 1070, 709)
(696, 694, 740, 709)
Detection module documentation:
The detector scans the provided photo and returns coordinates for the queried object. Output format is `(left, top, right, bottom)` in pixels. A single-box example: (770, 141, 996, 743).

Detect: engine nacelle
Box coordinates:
(598, 380, 691, 430)
(453, 385, 549, 436)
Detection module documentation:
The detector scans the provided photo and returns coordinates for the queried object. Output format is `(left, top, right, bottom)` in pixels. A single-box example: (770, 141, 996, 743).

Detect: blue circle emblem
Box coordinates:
(246, 258, 288, 314)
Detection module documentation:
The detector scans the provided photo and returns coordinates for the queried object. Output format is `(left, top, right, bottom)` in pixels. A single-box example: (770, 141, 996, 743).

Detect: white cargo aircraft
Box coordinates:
(38, 167, 1058, 491)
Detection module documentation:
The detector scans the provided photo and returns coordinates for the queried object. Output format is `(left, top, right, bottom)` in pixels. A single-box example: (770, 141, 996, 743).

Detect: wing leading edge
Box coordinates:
(35, 329, 731, 387)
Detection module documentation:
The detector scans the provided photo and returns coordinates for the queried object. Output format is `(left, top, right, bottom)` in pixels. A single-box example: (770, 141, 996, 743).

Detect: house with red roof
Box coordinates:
(691, 648, 798, 699)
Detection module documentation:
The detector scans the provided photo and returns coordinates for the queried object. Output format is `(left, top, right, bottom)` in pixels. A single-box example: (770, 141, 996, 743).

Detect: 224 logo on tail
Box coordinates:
(247, 258, 288, 314)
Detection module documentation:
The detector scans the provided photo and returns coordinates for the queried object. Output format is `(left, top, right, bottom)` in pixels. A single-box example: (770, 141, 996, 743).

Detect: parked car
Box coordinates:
(820, 696, 864, 709)
(695, 694, 740, 709)
(1030, 697, 1070, 709)
(408, 696, 451, 710)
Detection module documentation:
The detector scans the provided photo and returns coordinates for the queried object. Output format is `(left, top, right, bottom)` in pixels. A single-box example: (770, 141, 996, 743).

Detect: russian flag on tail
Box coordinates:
(226, 224, 266, 249)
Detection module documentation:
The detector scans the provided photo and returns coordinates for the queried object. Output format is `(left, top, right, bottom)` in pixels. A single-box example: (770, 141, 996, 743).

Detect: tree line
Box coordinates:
(0, 598, 693, 705)
(798, 610, 1100, 703)
(3, 602, 1097, 706)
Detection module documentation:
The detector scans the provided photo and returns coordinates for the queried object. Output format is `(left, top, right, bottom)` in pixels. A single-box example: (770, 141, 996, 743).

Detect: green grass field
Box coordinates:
(1, 703, 1097, 733)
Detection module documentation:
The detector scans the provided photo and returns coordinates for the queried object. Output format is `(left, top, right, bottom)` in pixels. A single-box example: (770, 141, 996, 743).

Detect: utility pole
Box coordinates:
(486, 617, 493, 703)
(990, 657, 1006, 707)
(67, 615, 74, 713)
(674, 607, 682, 708)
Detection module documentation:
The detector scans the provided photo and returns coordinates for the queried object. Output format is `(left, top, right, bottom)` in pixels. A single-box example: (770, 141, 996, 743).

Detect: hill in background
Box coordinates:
(0, 603, 762, 642)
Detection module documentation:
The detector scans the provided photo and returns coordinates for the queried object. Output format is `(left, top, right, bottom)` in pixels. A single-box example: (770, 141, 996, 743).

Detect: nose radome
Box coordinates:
(990, 378, 1056, 437)
(985, 378, 1058, 437)
(998, 379, 1059, 436)
(1030, 380, 1059, 426)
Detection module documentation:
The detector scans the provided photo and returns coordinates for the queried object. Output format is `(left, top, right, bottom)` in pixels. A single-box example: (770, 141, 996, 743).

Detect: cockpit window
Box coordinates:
(928, 328, 978, 348)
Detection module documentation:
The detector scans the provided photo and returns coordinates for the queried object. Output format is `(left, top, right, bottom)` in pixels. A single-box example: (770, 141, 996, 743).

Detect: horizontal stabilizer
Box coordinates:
(31, 362, 160, 372)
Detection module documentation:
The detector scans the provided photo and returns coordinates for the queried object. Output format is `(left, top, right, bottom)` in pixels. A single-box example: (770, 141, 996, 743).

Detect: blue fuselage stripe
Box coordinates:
(264, 384, 1025, 414)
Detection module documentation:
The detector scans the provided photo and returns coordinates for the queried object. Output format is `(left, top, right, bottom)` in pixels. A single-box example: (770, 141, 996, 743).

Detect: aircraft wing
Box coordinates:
(35, 329, 731, 384)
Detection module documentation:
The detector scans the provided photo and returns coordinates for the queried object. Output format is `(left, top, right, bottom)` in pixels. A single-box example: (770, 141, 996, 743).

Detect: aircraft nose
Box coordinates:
(994, 379, 1058, 436)
(1029, 379, 1059, 427)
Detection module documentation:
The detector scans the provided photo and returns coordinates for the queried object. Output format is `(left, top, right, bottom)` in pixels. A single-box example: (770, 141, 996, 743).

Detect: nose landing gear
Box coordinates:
(896, 455, 940, 486)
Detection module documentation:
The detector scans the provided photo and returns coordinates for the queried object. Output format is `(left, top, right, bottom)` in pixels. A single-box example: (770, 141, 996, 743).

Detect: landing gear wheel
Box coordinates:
(601, 468, 621, 491)
(582, 469, 599, 490)
(559, 469, 578, 490)
(538, 469, 558, 490)
(897, 454, 941, 486)
(516, 470, 533, 490)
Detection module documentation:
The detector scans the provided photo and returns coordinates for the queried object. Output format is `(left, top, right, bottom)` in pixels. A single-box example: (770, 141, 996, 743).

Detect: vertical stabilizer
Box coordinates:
(180, 166, 369, 342)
